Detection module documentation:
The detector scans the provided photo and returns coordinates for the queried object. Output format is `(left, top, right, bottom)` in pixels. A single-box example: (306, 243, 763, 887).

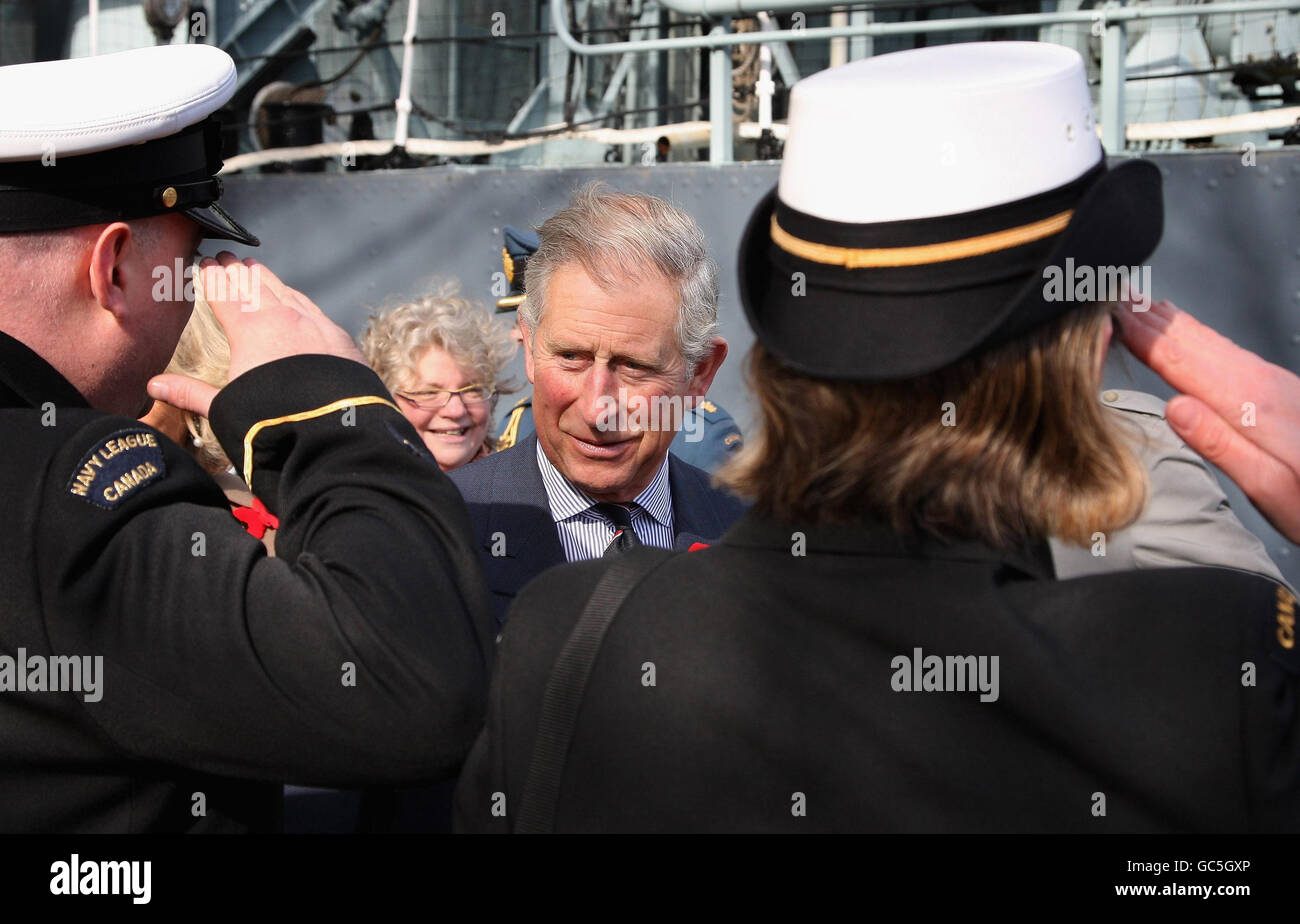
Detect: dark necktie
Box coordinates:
(593, 502, 642, 557)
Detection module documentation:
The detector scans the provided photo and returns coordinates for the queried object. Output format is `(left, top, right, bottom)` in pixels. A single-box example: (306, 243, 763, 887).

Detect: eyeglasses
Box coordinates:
(396, 384, 495, 410)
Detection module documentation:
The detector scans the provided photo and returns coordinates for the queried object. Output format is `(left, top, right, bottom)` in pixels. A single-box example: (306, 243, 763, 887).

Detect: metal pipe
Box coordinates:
(757, 11, 800, 85)
(660, 0, 872, 14)
(89, 0, 99, 56)
(393, 0, 420, 147)
(506, 79, 552, 134)
(849, 7, 871, 61)
(599, 52, 637, 115)
(829, 7, 848, 69)
(448, 0, 459, 124)
(626, 48, 639, 164)
(1100, 12, 1127, 152)
(600, 5, 662, 117)
(656, 8, 670, 134)
(554, 0, 1300, 55)
(709, 24, 733, 163)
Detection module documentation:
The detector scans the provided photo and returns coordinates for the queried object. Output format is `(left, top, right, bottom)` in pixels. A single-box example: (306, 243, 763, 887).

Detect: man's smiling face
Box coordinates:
(524, 261, 713, 503)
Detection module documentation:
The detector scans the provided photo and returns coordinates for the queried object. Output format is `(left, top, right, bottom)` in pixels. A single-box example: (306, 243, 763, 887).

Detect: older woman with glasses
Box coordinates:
(361, 283, 517, 472)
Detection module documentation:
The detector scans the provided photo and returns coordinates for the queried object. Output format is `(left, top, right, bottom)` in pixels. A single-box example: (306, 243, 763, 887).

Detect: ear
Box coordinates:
(686, 337, 728, 397)
(87, 222, 132, 317)
(520, 319, 537, 385)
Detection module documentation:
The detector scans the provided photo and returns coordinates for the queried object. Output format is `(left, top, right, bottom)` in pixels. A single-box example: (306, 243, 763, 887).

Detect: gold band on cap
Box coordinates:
(770, 209, 1074, 268)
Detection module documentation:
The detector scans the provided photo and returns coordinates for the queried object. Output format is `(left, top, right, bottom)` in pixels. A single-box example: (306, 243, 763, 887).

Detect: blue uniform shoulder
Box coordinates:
(669, 399, 744, 474)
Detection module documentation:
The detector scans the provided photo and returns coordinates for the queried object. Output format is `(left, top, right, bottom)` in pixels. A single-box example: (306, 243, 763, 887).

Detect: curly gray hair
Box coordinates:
(360, 280, 518, 415)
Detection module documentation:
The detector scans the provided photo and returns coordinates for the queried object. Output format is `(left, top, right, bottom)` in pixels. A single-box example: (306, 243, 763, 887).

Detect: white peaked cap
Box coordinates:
(0, 44, 237, 162)
(778, 42, 1102, 223)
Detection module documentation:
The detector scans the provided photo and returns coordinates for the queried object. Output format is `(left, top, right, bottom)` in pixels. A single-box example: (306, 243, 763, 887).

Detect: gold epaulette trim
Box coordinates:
(497, 402, 528, 451)
(769, 209, 1074, 269)
(242, 395, 400, 486)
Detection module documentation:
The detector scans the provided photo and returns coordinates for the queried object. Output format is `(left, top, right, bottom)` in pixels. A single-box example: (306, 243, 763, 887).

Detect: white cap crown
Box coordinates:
(0, 45, 237, 162)
(778, 42, 1101, 223)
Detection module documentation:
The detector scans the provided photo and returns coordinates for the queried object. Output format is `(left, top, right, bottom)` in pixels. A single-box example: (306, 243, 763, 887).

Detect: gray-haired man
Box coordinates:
(448, 184, 747, 628)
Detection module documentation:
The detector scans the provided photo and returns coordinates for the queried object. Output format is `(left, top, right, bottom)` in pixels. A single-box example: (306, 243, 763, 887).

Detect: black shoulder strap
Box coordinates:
(515, 550, 672, 833)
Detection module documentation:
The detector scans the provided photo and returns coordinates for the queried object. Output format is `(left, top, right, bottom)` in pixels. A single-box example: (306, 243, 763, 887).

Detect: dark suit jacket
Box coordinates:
(455, 510, 1300, 832)
(448, 434, 747, 628)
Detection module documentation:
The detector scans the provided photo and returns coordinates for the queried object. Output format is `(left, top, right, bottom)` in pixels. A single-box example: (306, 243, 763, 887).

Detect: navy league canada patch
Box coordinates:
(66, 429, 167, 509)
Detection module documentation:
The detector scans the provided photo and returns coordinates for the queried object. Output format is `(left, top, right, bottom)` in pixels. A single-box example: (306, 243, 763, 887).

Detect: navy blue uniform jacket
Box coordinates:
(0, 331, 493, 832)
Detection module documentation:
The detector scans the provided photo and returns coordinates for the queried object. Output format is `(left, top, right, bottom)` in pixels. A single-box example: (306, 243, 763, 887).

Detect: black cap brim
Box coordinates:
(185, 200, 260, 247)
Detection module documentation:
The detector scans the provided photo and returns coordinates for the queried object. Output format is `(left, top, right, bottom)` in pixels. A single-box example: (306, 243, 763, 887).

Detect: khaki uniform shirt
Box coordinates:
(1050, 389, 1289, 590)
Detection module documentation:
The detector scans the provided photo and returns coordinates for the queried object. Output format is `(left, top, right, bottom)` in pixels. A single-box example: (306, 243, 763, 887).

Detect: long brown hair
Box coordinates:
(718, 303, 1147, 550)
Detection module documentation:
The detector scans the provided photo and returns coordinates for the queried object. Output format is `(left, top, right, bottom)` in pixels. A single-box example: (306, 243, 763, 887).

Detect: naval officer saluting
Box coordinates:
(0, 44, 493, 831)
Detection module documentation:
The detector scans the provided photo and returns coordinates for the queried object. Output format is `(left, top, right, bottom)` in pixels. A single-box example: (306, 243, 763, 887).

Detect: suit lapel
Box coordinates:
(673, 531, 707, 551)
(668, 454, 726, 544)
(480, 434, 567, 602)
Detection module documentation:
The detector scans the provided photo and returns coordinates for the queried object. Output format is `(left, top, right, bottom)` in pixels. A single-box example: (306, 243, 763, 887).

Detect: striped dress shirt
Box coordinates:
(535, 439, 675, 562)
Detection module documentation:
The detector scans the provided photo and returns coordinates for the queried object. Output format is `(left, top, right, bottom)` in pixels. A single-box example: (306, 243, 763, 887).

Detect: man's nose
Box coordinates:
(580, 364, 619, 427)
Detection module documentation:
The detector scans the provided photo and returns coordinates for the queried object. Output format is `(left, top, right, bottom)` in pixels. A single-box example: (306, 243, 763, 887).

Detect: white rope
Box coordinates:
(392, 0, 421, 148)
(220, 121, 722, 173)
(219, 107, 1300, 174)
(1123, 105, 1300, 141)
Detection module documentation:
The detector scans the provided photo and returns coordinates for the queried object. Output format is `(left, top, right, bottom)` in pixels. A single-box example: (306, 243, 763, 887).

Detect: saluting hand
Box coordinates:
(1116, 299, 1300, 544)
(146, 252, 366, 419)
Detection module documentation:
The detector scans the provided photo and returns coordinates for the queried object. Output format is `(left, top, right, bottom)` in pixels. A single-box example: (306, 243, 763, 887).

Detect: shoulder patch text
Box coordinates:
(67, 429, 166, 509)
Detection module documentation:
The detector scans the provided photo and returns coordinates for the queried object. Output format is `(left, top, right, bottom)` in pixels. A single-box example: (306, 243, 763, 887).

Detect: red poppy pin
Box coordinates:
(232, 496, 279, 539)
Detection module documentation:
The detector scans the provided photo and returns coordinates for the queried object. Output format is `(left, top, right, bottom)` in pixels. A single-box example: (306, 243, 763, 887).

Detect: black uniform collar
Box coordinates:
(0, 329, 91, 410)
(721, 508, 1056, 581)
